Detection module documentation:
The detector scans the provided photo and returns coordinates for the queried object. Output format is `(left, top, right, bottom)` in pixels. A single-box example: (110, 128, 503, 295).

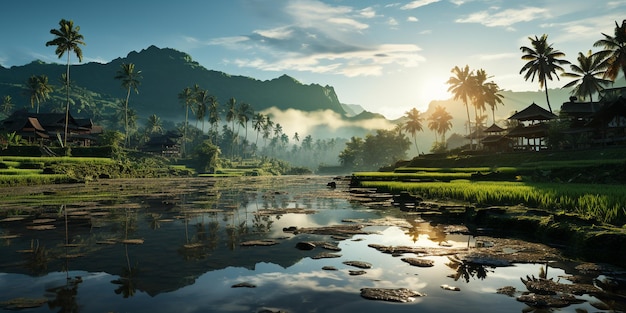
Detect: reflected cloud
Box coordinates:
(456, 7, 551, 28)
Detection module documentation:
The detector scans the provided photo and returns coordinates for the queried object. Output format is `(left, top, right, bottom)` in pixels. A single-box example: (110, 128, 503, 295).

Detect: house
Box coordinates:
(142, 131, 181, 157)
(0, 110, 100, 146)
(480, 123, 512, 152)
(506, 102, 557, 151)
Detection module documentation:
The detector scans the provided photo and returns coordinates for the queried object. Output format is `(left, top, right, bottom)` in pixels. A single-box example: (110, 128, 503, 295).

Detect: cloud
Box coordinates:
(407, 16, 419, 22)
(456, 7, 551, 28)
(208, 0, 425, 77)
(360, 7, 377, 18)
(475, 52, 517, 61)
(401, 0, 441, 10)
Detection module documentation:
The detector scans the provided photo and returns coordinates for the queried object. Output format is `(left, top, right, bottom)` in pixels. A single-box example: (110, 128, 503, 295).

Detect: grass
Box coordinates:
(361, 179, 626, 225)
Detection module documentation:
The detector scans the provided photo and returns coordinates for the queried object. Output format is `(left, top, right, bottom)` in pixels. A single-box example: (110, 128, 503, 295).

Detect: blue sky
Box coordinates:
(1, 0, 624, 119)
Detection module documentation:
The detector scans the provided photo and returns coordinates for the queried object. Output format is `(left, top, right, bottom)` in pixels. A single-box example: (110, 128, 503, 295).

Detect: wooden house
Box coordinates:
(506, 103, 557, 151)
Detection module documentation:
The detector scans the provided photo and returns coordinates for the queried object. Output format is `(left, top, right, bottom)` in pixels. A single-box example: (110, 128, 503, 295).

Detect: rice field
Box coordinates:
(357, 176, 626, 225)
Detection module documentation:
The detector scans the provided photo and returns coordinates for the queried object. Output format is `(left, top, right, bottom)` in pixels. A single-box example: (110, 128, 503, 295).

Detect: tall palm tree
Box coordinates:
(562, 50, 612, 102)
(447, 65, 474, 149)
(225, 97, 237, 157)
(262, 115, 274, 148)
(402, 107, 423, 155)
(428, 105, 453, 145)
(178, 87, 194, 156)
(207, 95, 220, 143)
(114, 63, 142, 147)
(252, 113, 265, 148)
(519, 34, 570, 113)
(484, 82, 505, 125)
(594, 20, 626, 82)
(1, 95, 14, 117)
(471, 69, 488, 129)
(237, 102, 253, 157)
(45, 19, 85, 148)
(195, 88, 210, 133)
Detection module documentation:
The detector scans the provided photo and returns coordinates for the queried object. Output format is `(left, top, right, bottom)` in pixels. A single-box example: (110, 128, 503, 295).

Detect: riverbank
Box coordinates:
(349, 146, 626, 267)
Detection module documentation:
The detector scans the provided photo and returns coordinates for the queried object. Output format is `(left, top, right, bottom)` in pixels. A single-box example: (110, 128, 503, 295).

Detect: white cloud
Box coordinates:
(387, 17, 399, 26)
(360, 7, 377, 18)
(254, 26, 293, 40)
(407, 16, 419, 22)
(456, 7, 551, 27)
(476, 52, 517, 61)
(401, 0, 441, 10)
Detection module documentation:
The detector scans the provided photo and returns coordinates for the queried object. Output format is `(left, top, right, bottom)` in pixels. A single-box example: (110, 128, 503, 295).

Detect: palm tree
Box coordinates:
(594, 20, 626, 82)
(195, 89, 211, 133)
(207, 95, 219, 143)
(1, 95, 14, 117)
(262, 115, 274, 148)
(447, 65, 474, 149)
(114, 63, 142, 147)
(26, 75, 53, 113)
(252, 113, 265, 149)
(519, 34, 570, 113)
(178, 87, 194, 156)
(484, 82, 505, 125)
(402, 107, 423, 155)
(428, 105, 453, 145)
(145, 114, 163, 135)
(562, 50, 612, 102)
(237, 102, 253, 157)
(45, 19, 85, 148)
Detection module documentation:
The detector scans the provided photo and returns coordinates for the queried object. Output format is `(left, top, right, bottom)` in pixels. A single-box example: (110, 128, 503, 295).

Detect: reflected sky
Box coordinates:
(0, 176, 623, 312)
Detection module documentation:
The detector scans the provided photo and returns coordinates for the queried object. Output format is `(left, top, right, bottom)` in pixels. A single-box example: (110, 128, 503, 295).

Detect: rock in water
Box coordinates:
(343, 260, 372, 269)
(360, 288, 425, 303)
(295, 241, 316, 250)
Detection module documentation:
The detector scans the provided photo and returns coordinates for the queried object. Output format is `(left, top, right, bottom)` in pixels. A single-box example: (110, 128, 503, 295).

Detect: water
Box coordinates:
(0, 176, 623, 312)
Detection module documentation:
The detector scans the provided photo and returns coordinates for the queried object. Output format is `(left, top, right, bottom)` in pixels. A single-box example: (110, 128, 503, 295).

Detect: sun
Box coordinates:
(420, 77, 451, 103)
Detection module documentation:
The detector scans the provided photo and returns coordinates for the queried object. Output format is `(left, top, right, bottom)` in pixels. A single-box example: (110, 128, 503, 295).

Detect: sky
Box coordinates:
(0, 0, 624, 119)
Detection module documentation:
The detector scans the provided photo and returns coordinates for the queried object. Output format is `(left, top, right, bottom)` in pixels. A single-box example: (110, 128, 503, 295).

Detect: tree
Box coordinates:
(46, 19, 85, 148)
(447, 65, 474, 149)
(519, 34, 569, 113)
(225, 97, 237, 158)
(178, 87, 194, 156)
(427, 105, 453, 145)
(594, 20, 626, 82)
(402, 108, 423, 155)
(484, 82, 505, 125)
(237, 102, 253, 157)
(195, 89, 212, 133)
(562, 50, 612, 102)
(207, 95, 220, 143)
(0, 95, 14, 117)
(114, 63, 142, 147)
(339, 136, 364, 169)
(145, 114, 163, 136)
(26, 75, 53, 113)
(252, 113, 265, 148)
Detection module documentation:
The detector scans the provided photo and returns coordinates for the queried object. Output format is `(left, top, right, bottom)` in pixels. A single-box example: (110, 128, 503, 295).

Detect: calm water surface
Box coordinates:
(0, 176, 623, 312)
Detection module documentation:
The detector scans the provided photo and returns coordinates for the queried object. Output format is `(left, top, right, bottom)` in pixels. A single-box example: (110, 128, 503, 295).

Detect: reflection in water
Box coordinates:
(445, 255, 491, 283)
(0, 177, 624, 312)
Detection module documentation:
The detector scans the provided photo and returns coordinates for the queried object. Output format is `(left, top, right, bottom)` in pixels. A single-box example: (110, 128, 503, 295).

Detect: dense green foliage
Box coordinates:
(339, 129, 410, 171)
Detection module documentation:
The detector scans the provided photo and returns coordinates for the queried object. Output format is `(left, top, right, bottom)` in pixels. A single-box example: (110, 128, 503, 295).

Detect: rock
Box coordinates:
(322, 266, 338, 271)
(516, 293, 584, 308)
(440, 284, 460, 291)
(311, 252, 341, 259)
(349, 270, 367, 275)
(496, 286, 516, 297)
(320, 242, 341, 251)
(401, 257, 434, 267)
(343, 260, 372, 269)
(326, 181, 336, 188)
(360, 288, 424, 303)
(282, 226, 297, 233)
(295, 241, 316, 250)
(240, 239, 279, 246)
(232, 282, 256, 288)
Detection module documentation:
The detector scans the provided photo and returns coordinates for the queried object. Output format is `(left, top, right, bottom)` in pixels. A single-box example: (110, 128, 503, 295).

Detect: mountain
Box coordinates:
(0, 45, 347, 120)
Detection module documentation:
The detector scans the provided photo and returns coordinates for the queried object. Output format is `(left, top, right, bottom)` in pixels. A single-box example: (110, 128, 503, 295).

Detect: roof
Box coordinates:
(508, 103, 557, 121)
(506, 123, 550, 138)
(484, 123, 505, 133)
(560, 101, 602, 118)
(481, 135, 511, 144)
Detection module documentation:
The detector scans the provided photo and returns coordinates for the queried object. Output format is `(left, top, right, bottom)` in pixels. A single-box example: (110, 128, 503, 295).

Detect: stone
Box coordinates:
(360, 288, 424, 303)
(295, 241, 316, 250)
(343, 260, 372, 269)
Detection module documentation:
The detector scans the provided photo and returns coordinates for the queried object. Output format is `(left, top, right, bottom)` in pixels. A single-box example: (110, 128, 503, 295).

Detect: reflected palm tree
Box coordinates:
(446, 255, 490, 283)
(46, 276, 82, 313)
(22, 239, 50, 275)
(111, 244, 138, 298)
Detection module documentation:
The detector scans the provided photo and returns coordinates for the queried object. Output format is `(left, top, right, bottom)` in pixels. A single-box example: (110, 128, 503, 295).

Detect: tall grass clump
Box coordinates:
(363, 180, 626, 225)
